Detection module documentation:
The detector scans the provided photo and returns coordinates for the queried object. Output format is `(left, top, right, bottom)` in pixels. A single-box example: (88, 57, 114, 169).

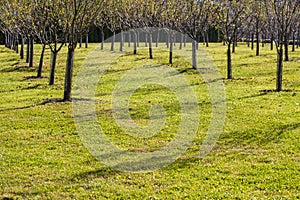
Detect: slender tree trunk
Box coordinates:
(111, 31, 115, 51)
(271, 35, 274, 51)
(227, 42, 232, 79)
(156, 31, 159, 47)
(120, 30, 124, 52)
(133, 31, 137, 55)
(276, 47, 283, 92)
(297, 29, 300, 48)
(63, 46, 75, 101)
(29, 38, 34, 68)
(26, 38, 30, 63)
(5, 32, 8, 48)
(179, 33, 183, 50)
(206, 32, 209, 47)
(292, 32, 295, 52)
(192, 40, 198, 70)
(173, 34, 176, 46)
(145, 32, 148, 47)
(101, 29, 104, 50)
(65, 36, 68, 46)
(284, 41, 289, 61)
(128, 32, 131, 47)
(137, 31, 140, 47)
(20, 36, 24, 59)
(232, 36, 236, 53)
(14, 36, 19, 53)
(85, 33, 88, 48)
(247, 33, 250, 47)
(37, 44, 46, 78)
(79, 35, 82, 48)
(256, 30, 260, 56)
(149, 32, 153, 59)
(166, 32, 170, 48)
(49, 51, 58, 85)
(202, 33, 206, 45)
(184, 35, 187, 48)
(251, 33, 254, 50)
(169, 34, 173, 64)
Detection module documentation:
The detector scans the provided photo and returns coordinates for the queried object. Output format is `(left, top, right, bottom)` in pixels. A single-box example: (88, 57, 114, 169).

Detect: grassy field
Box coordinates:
(0, 42, 299, 199)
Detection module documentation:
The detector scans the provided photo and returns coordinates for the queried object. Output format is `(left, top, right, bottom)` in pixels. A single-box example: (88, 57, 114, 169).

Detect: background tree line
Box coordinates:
(0, 0, 299, 101)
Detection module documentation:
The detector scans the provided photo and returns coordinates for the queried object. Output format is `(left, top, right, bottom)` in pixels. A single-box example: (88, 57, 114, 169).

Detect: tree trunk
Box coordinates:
(202, 33, 206, 45)
(276, 47, 283, 92)
(29, 38, 34, 68)
(206, 32, 209, 47)
(14, 36, 19, 53)
(156, 31, 159, 47)
(137, 31, 140, 47)
(133, 31, 137, 55)
(120, 31, 124, 52)
(192, 40, 198, 70)
(63, 47, 75, 101)
(179, 33, 183, 50)
(232, 37, 236, 53)
(79, 36, 82, 48)
(169, 35, 173, 64)
(111, 31, 115, 51)
(227, 43, 232, 79)
(128, 32, 131, 47)
(292, 32, 295, 52)
(26, 38, 30, 63)
(85, 33, 88, 48)
(284, 41, 289, 61)
(251, 33, 254, 50)
(256, 31, 260, 56)
(166, 32, 170, 48)
(247, 33, 250, 47)
(20, 36, 24, 59)
(149, 32, 153, 59)
(145, 32, 148, 47)
(297, 30, 300, 48)
(49, 51, 58, 85)
(101, 29, 104, 50)
(184, 35, 187, 48)
(37, 44, 46, 78)
(271, 35, 274, 51)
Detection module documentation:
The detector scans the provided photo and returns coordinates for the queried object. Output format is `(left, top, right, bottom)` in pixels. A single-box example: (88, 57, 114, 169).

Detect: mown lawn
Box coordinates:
(0, 42, 299, 199)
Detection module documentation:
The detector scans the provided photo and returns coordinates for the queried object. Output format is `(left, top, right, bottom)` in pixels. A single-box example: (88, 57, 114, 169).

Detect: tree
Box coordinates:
(264, 0, 300, 92)
(178, 0, 213, 69)
(214, 0, 248, 79)
(33, 0, 67, 82)
(249, 0, 266, 56)
(63, 0, 104, 101)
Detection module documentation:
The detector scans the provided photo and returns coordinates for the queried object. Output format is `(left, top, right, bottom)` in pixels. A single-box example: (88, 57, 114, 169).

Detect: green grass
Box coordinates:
(0, 42, 299, 199)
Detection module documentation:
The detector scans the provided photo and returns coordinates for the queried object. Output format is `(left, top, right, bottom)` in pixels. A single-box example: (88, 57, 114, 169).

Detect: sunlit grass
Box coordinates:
(0, 42, 299, 199)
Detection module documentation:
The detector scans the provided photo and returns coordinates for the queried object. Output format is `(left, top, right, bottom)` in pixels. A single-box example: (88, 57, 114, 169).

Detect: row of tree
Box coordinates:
(0, 0, 299, 101)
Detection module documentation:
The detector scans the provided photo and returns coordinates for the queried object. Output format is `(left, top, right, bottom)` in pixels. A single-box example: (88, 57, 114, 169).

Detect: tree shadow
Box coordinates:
(221, 122, 300, 146)
(70, 167, 121, 181)
(23, 76, 48, 80)
(0, 65, 36, 73)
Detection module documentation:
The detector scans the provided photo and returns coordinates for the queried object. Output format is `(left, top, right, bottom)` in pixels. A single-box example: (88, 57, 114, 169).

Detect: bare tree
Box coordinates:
(214, 0, 248, 79)
(264, 0, 299, 92)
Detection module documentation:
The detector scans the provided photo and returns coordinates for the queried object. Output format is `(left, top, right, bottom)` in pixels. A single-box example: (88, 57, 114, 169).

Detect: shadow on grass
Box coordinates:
(23, 76, 48, 80)
(0, 65, 36, 73)
(0, 98, 70, 112)
(220, 122, 300, 146)
(71, 167, 121, 181)
(234, 89, 299, 102)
